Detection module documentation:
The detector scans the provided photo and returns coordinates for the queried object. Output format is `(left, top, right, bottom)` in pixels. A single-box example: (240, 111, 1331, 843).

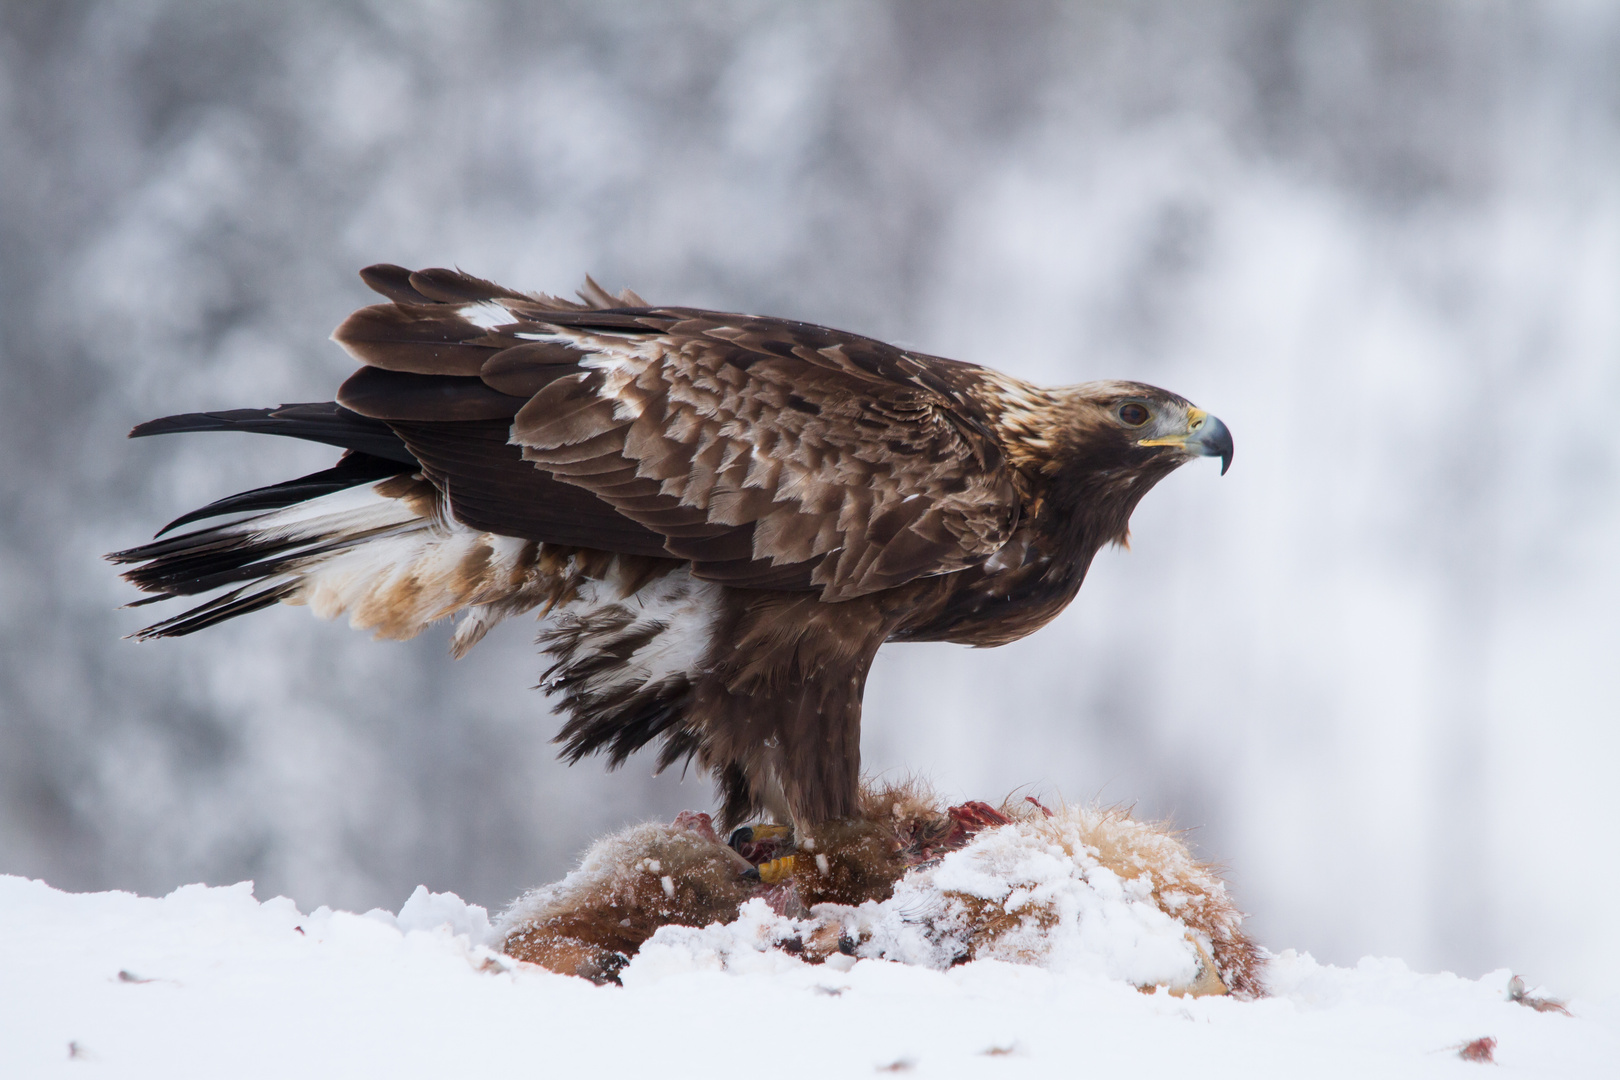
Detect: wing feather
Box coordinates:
(507, 318, 1020, 600)
(333, 266, 1022, 601)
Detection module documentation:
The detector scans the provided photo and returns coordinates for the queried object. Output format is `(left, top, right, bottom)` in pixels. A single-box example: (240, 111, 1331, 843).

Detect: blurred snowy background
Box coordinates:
(2, 0, 1616, 997)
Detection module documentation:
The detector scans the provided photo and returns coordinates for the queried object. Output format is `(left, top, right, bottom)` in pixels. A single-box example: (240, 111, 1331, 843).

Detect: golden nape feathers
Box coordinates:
(495, 784, 1264, 998)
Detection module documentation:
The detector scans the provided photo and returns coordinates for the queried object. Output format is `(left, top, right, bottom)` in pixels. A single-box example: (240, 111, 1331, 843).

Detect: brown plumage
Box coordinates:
(109, 265, 1233, 830)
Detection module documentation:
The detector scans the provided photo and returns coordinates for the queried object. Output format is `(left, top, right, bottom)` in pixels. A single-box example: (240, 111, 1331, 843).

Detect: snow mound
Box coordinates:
(391, 884, 495, 943)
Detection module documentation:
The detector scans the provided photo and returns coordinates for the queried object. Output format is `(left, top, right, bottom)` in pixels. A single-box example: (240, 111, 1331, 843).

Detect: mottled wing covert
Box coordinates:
(509, 315, 1021, 600)
(333, 266, 1021, 601)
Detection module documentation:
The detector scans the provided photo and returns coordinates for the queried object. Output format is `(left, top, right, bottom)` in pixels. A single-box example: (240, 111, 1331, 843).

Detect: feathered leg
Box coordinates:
(696, 590, 891, 831)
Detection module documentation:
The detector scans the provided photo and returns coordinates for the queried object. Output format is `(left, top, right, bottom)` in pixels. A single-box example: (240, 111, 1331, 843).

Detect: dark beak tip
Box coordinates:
(1220, 452, 1232, 476)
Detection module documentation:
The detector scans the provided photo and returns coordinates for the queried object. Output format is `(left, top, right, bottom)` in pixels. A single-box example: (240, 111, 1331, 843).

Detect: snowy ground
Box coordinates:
(3, 876, 1613, 1078)
(6, 874, 1613, 1075)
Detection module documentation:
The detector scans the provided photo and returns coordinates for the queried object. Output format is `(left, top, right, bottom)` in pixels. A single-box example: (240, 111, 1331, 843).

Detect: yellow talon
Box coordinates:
(756, 855, 797, 884)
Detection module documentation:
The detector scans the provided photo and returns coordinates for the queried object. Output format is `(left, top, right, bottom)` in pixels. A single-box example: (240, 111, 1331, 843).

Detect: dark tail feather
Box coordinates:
(154, 452, 405, 536)
(109, 508, 410, 599)
(108, 473, 427, 637)
(116, 400, 426, 637)
(124, 581, 301, 640)
(130, 402, 417, 465)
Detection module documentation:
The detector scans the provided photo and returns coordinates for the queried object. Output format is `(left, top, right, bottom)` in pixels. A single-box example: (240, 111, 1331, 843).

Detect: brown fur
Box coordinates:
(787, 780, 1009, 906)
(791, 819, 908, 907)
(499, 811, 753, 984)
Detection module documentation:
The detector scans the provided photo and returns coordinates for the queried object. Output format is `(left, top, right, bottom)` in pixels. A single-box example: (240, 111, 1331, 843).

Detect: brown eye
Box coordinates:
(1117, 403, 1150, 426)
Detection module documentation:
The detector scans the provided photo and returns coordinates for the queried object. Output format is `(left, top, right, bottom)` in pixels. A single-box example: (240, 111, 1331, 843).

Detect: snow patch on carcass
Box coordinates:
(849, 808, 1212, 989)
(621, 899, 814, 984)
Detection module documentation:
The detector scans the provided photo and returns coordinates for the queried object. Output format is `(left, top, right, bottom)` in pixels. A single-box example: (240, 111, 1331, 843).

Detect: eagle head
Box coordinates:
(1055, 379, 1233, 473)
(1109, 381, 1232, 475)
(1031, 380, 1233, 547)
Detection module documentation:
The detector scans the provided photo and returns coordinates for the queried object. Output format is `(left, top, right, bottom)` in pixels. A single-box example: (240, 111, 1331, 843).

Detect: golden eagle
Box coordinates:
(111, 266, 1232, 830)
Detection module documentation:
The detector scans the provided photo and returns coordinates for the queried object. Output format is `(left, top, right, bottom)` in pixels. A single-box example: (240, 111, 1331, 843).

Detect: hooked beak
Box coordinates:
(1139, 407, 1234, 475)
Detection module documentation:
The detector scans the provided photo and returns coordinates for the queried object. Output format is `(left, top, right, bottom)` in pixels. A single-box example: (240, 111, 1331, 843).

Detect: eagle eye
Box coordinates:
(1117, 402, 1151, 427)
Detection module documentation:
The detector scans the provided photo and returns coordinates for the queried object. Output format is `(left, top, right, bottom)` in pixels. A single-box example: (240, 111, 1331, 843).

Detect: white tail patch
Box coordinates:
(231, 481, 422, 547)
(294, 524, 543, 642)
(173, 481, 550, 643)
(128, 474, 720, 697)
(217, 482, 719, 686)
